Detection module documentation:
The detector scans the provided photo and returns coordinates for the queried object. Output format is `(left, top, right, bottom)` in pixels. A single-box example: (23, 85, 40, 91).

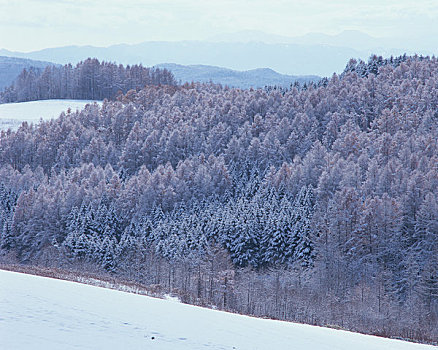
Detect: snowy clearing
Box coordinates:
(0, 99, 101, 130)
(0, 270, 435, 350)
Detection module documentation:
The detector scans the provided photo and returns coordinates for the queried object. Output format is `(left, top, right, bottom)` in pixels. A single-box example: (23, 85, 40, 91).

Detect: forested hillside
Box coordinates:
(0, 55, 437, 343)
(0, 58, 176, 103)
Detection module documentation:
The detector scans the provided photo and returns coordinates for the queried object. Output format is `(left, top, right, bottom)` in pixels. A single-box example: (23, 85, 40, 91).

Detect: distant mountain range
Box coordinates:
(1, 30, 430, 77)
(0, 39, 364, 77)
(0, 56, 55, 90)
(207, 30, 417, 53)
(155, 63, 318, 88)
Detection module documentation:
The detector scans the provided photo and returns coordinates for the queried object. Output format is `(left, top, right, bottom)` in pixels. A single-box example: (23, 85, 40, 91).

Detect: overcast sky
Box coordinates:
(1, 0, 437, 52)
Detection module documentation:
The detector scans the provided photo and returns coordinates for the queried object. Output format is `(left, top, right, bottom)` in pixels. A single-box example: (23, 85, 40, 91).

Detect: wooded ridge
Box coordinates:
(0, 54, 437, 343)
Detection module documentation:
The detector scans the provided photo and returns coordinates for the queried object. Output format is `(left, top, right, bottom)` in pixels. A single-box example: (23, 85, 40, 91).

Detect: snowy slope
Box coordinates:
(0, 100, 101, 131)
(0, 270, 435, 350)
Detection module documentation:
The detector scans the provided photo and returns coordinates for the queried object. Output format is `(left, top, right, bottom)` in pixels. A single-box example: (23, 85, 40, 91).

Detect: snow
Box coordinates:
(0, 100, 102, 131)
(164, 293, 182, 303)
(0, 270, 435, 350)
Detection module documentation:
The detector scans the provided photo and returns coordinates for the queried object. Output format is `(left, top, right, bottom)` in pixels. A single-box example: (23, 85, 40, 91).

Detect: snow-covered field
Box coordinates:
(0, 270, 435, 350)
(0, 99, 101, 131)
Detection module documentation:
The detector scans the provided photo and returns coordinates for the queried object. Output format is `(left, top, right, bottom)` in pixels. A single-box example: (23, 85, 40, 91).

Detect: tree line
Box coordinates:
(0, 55, 437, 343)
(0, 58, 176, 103)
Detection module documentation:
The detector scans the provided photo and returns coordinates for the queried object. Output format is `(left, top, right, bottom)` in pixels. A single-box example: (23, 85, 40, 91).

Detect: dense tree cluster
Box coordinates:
(0, 55, 437, 342)
(265, 55, 417, 94)
(341, 54, 427, 78)
(0, 58, 176, 103)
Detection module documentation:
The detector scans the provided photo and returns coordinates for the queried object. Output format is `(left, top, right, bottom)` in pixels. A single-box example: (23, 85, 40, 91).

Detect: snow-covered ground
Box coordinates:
(0, 99, 101, 131)
(0, 270, 435, 350)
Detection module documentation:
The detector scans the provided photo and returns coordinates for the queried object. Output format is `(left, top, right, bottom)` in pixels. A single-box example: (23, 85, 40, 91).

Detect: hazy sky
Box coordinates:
(1, 0, 437, 51)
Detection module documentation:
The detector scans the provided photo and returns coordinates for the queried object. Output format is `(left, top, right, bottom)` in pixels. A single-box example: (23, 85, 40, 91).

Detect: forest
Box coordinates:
(0, 58, 176, 103)
(0, 55, 437, 343)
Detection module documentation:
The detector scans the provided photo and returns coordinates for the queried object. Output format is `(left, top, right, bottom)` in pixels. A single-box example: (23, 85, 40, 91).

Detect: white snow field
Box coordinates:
(0, 270, 435, 350)
(0, 99, 101, 131)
